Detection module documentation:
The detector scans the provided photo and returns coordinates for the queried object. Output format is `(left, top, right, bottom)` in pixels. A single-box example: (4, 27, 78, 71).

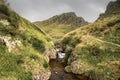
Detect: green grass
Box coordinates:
(0, 2, 52, 80)
(0, 43, 50, 80)
(30, 37, 45, 53)
(1, 1, 120, 80)
(63, 35, 120, 80)
(61, 15, 120, 80)
(0, 44, 32, 80)
(35, 22, 79, 41)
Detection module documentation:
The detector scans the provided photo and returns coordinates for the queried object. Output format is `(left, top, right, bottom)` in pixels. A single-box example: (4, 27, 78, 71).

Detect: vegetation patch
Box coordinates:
(30, 37, 45, 53)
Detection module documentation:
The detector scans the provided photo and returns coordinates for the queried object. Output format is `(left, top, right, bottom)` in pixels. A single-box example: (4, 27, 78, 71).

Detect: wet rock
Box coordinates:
(65, 66, 71, 73)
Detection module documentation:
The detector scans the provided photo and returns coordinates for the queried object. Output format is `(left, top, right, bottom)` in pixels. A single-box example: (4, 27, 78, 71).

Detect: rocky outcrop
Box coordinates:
(45, 47, 57, 62)
(0, 35, 21, 52)
(0, 19, 10, 26)
(35, 12, 88, 27)
(105, 0, 120, 14)
(33, 71, 51, 80)
(98, 0, 120, 20)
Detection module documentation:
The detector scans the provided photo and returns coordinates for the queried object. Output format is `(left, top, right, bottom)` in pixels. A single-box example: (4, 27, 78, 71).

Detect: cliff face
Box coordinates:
(98, 0, 120, 20)
(106, 0, 120, 14)
(35, 12, 88, 27)
(46, 12, 88, 26)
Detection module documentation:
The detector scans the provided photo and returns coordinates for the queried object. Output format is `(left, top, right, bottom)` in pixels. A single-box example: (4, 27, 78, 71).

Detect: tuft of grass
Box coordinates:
(30, 37, 45, 53)
(43, 60, 49, 69)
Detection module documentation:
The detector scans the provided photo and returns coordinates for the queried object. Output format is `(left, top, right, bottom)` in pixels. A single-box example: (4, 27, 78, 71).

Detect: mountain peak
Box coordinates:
(106, 0, 120, 13)
(36, 12, 88, 27)
(98, 0, 120, 20)
(58, 12, 77, 17)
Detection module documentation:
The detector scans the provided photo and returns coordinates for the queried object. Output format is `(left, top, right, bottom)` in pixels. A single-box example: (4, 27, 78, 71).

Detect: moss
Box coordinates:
(64, 47, 72, 61)
(65, 66, 71, 73)
(43, 60, 49, 69)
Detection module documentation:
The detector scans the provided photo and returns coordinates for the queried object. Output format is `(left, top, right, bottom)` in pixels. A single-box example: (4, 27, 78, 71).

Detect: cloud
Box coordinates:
(8, 0, 115, 22)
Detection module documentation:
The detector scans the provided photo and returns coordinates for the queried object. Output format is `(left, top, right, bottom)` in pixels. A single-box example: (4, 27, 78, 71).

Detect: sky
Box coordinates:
(8, 0, 115, 22)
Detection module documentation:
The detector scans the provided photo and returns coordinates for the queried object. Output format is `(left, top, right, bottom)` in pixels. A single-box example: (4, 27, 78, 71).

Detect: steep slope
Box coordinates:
(34, 12, 88, 41)
(0, 1, 54, 80)
(61, 0, 120, 80)
(98, 0, 120, 20)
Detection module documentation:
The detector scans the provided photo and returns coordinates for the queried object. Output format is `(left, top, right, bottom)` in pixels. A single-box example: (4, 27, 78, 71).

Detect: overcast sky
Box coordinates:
(8, 0, 115, 22)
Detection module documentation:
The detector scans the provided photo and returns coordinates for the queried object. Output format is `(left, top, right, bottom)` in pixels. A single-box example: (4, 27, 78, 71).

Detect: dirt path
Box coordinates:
(84, 35, 120, 47)
(91, 36, 120, 47)
(49, 59, 80, 80)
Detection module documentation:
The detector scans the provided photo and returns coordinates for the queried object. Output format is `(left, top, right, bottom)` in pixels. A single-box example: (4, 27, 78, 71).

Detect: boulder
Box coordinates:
(45, 47, 57, 62)
(33, 71, 51, 80)
(70, 60, 82, 74)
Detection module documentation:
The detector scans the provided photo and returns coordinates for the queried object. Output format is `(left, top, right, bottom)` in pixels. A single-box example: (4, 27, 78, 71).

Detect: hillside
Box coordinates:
(61, 0, 120, 80)
(34, 12, 88, 41)
(1, 0, 120, 80)
(98, 0, 120, 20)
(0, 1, 55, 80)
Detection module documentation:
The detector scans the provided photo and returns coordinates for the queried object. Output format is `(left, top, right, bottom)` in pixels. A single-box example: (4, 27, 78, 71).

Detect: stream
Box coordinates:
(49, 45, 89, 80)
(49, 59, 80, 80)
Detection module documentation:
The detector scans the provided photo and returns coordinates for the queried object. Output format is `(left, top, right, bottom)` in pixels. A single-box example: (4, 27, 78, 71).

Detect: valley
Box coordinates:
(34, 12, 88, 41)
(0, 0, 120, 80)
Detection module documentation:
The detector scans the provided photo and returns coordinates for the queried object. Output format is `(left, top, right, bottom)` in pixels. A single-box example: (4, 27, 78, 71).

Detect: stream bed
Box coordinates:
(49, 59, 80, 80)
